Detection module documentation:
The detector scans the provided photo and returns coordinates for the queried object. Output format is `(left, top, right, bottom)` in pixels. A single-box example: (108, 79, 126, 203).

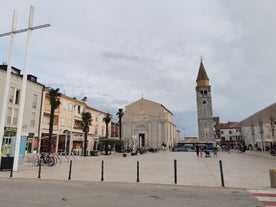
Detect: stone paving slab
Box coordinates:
(1, 150, 276, 189)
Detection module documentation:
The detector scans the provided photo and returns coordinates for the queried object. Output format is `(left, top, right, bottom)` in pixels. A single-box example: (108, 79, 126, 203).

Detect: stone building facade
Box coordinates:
(122, 98, 180, 150)
(196, 61, 215, 142)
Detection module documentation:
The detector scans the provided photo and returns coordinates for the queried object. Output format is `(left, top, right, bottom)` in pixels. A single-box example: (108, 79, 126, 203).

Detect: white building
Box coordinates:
(122, 98, 180, 150)
(234, 103, 276, 151)
(0, 64, 44, 160)
(220, 122, 242, 148)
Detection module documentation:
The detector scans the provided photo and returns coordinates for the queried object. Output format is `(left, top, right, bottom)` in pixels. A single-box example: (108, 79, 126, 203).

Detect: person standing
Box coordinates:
(213, 146, 218, 158)
(196, 145, 199, 157)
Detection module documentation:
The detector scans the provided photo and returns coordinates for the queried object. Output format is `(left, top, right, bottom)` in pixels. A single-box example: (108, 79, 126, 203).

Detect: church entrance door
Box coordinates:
(139, 134, 145, 148)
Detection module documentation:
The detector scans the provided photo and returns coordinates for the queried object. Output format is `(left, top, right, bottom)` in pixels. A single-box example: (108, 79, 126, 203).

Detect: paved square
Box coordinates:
(1, 150, 276, 189)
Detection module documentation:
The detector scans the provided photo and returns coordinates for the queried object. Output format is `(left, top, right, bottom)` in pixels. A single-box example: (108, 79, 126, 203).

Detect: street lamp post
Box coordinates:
(272, 122, 276, 155)
(182, 128, 185, 142)
(69, 105, 76, 156)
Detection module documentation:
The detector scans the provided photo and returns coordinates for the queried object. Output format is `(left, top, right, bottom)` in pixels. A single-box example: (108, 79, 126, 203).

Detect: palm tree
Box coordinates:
(47, 88, 61, 153)
(103, 113, 112, 155)
(82, 111, 92, 157)
(116, 108, 124, 152)
(103, 113, 112, 138)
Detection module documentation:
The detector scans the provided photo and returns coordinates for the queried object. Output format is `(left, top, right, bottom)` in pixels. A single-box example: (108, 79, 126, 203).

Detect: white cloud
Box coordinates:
(1, 0, 276, 136)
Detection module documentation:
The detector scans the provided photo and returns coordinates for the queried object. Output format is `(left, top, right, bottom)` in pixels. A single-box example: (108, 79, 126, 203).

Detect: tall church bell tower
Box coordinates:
(196, 60, 214, 142)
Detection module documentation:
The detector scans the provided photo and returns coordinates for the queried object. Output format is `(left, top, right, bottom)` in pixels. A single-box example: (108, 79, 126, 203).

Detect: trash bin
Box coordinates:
(269, 169, 276, 188)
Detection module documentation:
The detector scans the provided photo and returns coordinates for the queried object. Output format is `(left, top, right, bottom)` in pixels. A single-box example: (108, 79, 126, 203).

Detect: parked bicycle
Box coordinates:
(34, 153, 58, 167)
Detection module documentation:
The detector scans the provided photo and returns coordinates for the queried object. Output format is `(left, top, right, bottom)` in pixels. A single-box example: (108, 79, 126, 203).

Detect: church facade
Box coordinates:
(195, 61, 215, 142)
(121, 98, 180, 150)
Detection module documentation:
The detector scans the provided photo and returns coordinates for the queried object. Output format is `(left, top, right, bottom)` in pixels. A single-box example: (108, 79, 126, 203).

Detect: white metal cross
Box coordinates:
(0, 6, 50, 171)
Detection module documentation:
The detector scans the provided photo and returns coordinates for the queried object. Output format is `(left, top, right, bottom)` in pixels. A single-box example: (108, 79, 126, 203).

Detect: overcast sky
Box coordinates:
(1, 0, 276, 137)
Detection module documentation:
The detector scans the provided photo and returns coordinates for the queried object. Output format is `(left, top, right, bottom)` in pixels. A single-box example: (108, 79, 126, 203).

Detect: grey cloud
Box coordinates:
(102, 51, 156, 63)
(1, 0, 276, 137)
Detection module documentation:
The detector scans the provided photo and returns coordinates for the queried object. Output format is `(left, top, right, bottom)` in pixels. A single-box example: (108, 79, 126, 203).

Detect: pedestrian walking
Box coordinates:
(200, 148, 203, 158)
(213, 146, 217, 158)
(195, 145, 199, 157)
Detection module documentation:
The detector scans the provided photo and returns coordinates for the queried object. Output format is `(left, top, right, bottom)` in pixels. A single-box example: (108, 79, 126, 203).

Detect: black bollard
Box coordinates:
(136, 161, 140, 182)
(10, 168, 13, 178)
(174, 159, 177, 184)
(68, 160, 72, 180)
(10, 159, 14, 178)
(219, 160, 225, 187)
(101, 160, 104, 181)
(38, 159, 41, 179)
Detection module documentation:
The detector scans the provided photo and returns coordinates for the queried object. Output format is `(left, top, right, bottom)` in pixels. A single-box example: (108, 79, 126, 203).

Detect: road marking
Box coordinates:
(249, 190, 276, 207)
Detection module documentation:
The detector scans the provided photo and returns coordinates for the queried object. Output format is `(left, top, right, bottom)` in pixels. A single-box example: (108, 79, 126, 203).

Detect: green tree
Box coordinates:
(103, 113, 112, 155)
(47, 88, 61, 153)
(82, 111, 92, 157)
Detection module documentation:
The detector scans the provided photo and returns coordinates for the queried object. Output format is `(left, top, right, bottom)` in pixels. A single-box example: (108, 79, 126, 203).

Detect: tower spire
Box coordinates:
(195, 60, 214, 143)
(196, 60, 209, 87)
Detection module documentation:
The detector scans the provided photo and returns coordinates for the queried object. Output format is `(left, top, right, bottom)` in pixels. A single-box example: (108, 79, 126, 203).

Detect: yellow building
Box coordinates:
(39, 88, 108, 154)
